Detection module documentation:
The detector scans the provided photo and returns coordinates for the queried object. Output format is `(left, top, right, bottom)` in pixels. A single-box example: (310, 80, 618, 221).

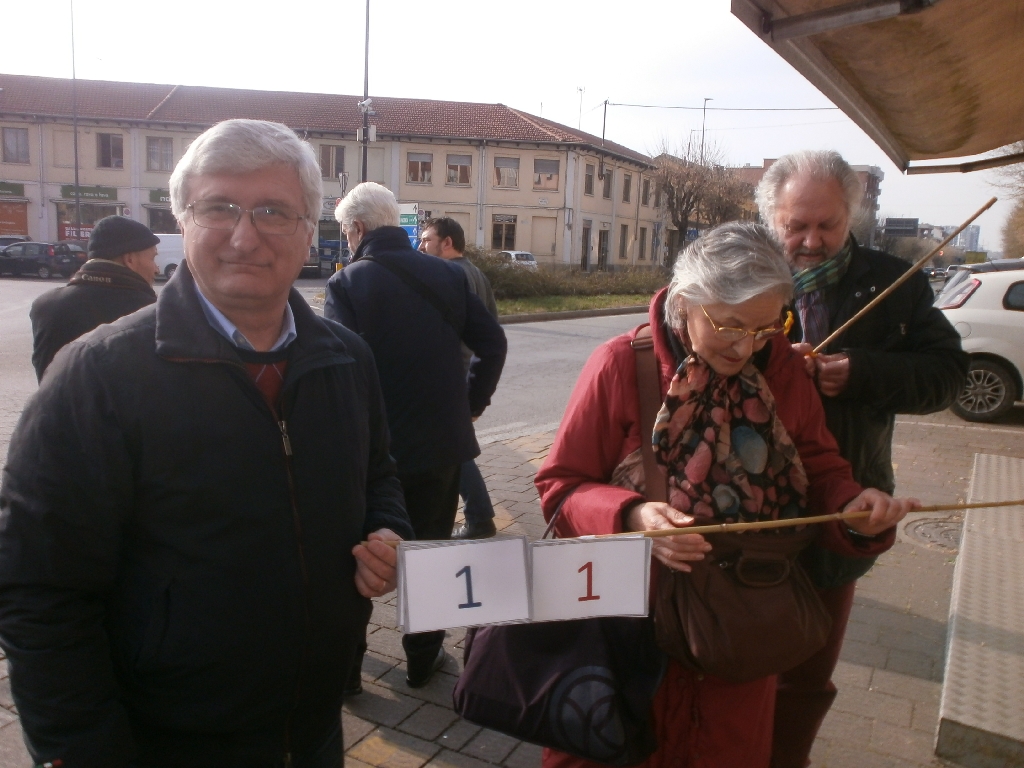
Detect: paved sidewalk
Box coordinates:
(1, 412, 1022, 766)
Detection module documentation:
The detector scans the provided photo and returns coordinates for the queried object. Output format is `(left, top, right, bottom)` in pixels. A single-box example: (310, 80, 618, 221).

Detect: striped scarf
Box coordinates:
(792, 238, 853, 347)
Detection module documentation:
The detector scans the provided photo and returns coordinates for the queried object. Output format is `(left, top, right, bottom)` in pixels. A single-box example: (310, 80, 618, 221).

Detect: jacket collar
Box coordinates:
(353, 226, 416, 261)
(154, 260, 354, 373)
(69, 258, 157, 296)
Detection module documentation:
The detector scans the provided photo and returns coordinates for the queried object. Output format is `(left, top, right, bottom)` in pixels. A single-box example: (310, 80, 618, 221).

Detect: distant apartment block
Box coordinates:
(0, 74, 670, 268)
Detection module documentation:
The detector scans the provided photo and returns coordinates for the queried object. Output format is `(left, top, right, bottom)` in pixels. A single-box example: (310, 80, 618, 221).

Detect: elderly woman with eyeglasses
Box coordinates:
(534, 222, 917, 768)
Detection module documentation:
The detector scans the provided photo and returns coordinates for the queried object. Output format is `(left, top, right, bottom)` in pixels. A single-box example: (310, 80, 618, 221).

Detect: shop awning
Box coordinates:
(730, 0, 1024, 173)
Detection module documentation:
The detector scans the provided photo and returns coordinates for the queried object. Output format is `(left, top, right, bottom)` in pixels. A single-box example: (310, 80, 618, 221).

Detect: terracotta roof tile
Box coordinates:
(0, 73, 652, 166)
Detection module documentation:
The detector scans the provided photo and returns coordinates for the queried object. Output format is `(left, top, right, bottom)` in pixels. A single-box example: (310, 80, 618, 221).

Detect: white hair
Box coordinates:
(335, 182, 400, 231)
(664, 222, 794, 331)
(170, 119, 323, 222)
(755, 150, 864, 227)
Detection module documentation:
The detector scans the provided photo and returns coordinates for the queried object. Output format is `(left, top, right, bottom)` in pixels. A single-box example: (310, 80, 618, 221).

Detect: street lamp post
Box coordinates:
(361, 0, 370, 183)
(700, 97, 713, 165)
(70, 0, 83, 240)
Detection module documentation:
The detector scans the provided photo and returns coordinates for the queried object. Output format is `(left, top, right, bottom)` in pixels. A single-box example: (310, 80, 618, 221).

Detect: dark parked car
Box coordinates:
(0, 241, 88, 279)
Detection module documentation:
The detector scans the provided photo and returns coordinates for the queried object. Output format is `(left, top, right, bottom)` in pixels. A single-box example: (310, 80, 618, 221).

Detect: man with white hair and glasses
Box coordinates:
(326, 183, 507, 691)
(756, 150, 967, 768)
(0, 119, 412, 767)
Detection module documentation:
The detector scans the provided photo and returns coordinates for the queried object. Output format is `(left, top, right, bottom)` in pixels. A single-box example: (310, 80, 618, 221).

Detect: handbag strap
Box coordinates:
(631, 325, 669, 503)
(360, 254, 464, 336)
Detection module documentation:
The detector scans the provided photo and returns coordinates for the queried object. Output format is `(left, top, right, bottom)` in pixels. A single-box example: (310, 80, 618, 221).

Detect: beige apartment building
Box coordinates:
(0, 74, 669, 268)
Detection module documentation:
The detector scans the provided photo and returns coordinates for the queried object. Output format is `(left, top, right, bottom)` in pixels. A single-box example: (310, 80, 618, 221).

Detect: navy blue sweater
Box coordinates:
(325, 227, 507, 474)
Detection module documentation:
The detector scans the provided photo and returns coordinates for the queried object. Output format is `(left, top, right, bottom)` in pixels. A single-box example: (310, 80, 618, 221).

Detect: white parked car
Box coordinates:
(496, 250, 538, 269)
(154, 233, 185, 280)
(936, 266, 1024, 421)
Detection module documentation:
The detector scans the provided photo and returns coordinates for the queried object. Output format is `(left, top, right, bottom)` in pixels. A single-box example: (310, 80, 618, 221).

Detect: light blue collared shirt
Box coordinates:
(193, 282, 297, 352)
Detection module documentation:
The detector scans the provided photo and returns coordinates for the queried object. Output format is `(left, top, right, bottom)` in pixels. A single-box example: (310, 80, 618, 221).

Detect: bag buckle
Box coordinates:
(734, 553, 791, 587)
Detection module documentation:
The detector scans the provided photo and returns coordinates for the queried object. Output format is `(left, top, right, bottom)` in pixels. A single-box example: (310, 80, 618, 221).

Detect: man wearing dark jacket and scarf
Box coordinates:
(325, 183, 507, 690)
(757, 150, 969, 768)
(29, 215, 160, 380)
(0, 119, 413, 768)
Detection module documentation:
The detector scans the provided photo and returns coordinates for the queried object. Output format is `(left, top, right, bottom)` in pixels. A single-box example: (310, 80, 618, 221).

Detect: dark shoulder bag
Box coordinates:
(632, 326, 833, 683)
(452, 326, 670, 766)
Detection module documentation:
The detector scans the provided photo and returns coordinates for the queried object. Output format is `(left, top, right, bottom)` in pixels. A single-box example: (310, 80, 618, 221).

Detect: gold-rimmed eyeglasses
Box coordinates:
(187, 200, 308, 236)
(699, 304, 794, 342)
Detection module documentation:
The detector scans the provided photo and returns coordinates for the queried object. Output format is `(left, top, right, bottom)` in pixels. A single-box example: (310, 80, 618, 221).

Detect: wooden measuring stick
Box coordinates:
(590, 497, 1024, 540)
(811, 197, 997, 355)
(364, 498, 1024, 546)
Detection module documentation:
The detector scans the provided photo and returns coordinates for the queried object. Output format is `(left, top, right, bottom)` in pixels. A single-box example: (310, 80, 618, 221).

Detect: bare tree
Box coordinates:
(993, 141, 1024, 200)
(1002, 199, 1024, 258)
(652, 139, 750, 266)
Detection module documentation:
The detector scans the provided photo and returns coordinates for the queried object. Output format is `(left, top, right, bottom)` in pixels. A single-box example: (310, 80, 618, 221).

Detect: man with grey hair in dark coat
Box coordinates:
(756, 149, 968, 768)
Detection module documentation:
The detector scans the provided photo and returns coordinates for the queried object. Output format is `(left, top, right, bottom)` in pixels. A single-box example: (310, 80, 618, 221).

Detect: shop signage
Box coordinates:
(149, 189, 171, 204)
(0, 182, 25, 198)
(61, 185, 118, 201)
(321, 196, 339, 215)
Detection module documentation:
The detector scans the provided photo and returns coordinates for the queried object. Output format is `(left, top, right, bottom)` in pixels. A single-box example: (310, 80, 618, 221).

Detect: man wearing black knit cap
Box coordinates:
(29, 215, 161, 380)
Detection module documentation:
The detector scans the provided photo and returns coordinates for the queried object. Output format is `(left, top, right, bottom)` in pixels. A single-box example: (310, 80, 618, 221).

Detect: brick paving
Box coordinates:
(1, 410, 1023, 765)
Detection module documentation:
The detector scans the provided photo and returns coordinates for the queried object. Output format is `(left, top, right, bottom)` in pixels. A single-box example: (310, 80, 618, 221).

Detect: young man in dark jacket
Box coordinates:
(29, 215, 160, 380)
(756, 150, 969, 768)
(326, 183, 507, 689)
(418, 216, 500, 540)
(0, 119, 412, 768)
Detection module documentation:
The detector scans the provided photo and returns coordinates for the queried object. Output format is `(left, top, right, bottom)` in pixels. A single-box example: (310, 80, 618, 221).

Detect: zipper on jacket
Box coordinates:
(279, 420, 293, 456)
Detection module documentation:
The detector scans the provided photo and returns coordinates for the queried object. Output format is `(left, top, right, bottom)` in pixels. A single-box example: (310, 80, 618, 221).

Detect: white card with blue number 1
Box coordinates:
(530, 536, 652, 622)
(398, 536, 530, 633)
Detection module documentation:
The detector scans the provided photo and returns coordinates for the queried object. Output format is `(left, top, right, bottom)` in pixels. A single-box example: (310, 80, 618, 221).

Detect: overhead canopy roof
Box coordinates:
(731, 0, 1024, 172)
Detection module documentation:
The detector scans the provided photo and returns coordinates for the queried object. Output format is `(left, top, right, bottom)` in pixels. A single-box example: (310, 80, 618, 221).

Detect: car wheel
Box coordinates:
(165, 264, 177, 279)
(951, 360, 1017, 422)
(37, 265, 52, 279)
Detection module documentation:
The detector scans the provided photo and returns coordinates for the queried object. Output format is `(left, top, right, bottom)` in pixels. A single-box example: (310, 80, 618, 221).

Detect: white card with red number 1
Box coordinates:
(396, 535, 651, 633)
(530, 536, 651, 621)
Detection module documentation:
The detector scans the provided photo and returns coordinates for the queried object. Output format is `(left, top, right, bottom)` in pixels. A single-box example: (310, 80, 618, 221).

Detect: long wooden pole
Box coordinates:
(812, 197, 997, 354)
(367, 498, 1024, 546)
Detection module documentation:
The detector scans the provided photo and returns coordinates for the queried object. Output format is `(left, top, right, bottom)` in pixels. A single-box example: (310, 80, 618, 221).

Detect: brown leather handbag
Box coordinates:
(630, 326, 832, 683)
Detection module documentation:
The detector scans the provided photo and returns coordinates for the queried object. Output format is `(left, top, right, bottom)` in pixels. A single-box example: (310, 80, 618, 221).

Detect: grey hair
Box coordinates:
(335, 182, 400, 231)
(170, 119, 323, 222)
(664, 222, 794, 331)
(755, 150, 864, 227)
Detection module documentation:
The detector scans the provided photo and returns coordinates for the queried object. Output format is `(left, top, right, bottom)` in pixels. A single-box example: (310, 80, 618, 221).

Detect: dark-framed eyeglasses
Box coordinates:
(699, 304, 793, 342)
(187, 200, 308, 236)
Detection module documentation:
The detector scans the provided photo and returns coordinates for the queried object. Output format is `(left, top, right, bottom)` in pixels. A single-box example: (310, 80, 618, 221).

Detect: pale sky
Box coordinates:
(1, 0, 1013, 249)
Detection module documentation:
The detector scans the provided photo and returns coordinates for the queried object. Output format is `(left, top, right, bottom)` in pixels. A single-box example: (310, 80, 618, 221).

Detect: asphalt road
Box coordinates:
(0, 275, 643, 461)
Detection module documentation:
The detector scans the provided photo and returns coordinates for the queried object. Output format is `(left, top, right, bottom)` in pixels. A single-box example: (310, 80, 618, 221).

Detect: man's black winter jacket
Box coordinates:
(789, 241, 968, 493)
(29, 258, 157, 380)
(325, 226, 507, 474)
(0, 264, 412, 767)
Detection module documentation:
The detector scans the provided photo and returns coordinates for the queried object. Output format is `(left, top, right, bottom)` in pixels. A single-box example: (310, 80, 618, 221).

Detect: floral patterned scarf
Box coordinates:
(613, 330, 809, 525)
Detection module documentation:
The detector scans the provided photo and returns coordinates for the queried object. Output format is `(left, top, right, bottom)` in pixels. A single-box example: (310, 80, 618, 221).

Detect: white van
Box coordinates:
(154, 233, 185, 280)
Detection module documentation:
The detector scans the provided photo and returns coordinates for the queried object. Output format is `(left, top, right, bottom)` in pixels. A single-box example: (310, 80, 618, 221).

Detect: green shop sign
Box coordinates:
(149, 189, 171, 204)
(0, 182, 25, 197)
(61, 185, 118, 201)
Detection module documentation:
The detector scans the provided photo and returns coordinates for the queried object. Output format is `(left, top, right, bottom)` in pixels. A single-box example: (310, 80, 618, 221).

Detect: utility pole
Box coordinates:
(598, 98, 609, 180)
(700, 97, 713, 165)
(70, 0, 82, 240)
(361, 0, 370, 183)
(577, 87, 585, 129)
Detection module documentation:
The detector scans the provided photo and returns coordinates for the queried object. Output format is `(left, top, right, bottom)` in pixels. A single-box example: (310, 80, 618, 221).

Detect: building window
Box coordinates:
(2, 127, 29, 164)
(642, 178, 651, 206)
(619, 224, 629, 259)
(447, 154, 472, 186)
(584, 164, 595, 196)
(654, 185, 662, 208)
(638, 227, 647, 260)
(533, 159, 559, 191)
(319, 145, 345, 179)
(622, 173, 632, 203)
(602, 169, 613, 199)
(407, 152, 432, 184)
(146, 137, 173, 172)
(492, 214, 516, 249)
(97, 133, 123, 169)
(494, 156, 519, 188)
